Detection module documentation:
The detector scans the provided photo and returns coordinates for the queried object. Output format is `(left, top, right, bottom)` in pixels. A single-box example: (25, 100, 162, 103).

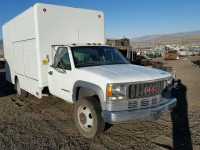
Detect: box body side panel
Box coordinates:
(2, 7, 42, 97)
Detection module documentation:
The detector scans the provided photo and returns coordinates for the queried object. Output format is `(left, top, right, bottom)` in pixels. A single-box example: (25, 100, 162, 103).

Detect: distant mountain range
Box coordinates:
(170, 30, 200, 36)
(131, 30, 200, 42)
(1, 30, 200, 49)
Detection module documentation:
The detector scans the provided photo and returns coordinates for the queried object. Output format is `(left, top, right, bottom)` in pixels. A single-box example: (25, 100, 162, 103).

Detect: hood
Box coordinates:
(79, 64, 171, 83)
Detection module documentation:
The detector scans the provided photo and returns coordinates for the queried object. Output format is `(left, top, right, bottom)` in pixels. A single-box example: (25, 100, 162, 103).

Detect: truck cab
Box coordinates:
(48, 44, 176, 138)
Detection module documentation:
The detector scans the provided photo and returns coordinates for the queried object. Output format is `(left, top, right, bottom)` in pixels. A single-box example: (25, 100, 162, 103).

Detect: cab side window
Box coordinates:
(54, 47, 71, 70)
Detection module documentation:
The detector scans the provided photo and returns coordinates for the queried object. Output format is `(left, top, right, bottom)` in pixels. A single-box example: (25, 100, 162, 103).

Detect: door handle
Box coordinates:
(48, 71, 53, 75)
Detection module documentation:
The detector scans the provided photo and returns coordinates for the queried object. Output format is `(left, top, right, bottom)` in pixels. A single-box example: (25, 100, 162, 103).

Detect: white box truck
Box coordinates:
(2, 3, 176, 138)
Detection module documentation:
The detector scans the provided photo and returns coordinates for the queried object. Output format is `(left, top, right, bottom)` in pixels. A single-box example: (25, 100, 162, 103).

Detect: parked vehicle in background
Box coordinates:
(146, 52, 156, 58)
(3, 3, 177, 138)
(194, 51, 200, 56)
(188, 48, 200, 56)
(106, 38, 132, 60)
(106, 38, 153, 66)
(187, 50, 194, 56)
(164, 46, 179, 60)
(179, 49, 187, 57)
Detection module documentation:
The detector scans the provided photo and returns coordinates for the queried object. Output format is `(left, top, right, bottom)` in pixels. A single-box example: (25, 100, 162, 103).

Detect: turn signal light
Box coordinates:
(108, 86, 112, 97)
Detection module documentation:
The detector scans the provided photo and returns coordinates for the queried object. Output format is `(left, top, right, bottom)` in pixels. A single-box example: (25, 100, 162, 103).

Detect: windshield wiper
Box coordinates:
(76, 61, 98, 68)
(106, 60, 127, 65)
(76, 61, 127, 68)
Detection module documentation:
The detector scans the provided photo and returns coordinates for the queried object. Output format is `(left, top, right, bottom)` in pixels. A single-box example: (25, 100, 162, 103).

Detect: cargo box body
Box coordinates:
(2, 3, 105, 97)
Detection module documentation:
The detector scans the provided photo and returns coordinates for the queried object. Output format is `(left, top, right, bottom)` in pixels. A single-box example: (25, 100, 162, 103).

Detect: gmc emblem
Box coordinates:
(145, 87, 157, 93)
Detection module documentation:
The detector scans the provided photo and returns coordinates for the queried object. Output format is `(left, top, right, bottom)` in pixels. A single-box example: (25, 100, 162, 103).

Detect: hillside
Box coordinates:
(1, 30, 200, 48)
(131, 30, 200, 43)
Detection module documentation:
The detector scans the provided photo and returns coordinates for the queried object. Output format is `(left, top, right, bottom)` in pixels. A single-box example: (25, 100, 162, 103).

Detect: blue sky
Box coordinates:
(0, 0, 200, 39)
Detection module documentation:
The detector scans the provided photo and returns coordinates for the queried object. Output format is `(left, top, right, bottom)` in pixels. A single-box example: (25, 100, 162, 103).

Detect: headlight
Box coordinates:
(107, 84, 126, 101)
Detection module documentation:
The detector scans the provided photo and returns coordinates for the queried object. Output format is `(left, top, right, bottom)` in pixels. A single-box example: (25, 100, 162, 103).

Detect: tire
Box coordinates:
(74, 97, 105, 138)
(15, 78, 28, 100)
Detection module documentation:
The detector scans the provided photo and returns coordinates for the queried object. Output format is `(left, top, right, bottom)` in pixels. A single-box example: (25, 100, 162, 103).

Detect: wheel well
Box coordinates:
(76, 87, 100, 103)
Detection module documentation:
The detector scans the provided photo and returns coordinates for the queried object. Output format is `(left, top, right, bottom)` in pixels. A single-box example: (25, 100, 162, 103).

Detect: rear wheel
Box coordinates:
(74, 97, 105, 138)
(15, 78, 28, 100)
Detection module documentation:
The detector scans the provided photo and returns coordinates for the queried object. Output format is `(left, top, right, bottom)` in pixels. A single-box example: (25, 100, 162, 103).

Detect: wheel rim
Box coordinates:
(16, 80, 21, 96)
(77, 105, 93, 131)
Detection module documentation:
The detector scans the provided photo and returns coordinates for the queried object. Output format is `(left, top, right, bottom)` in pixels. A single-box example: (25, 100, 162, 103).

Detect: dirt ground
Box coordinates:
(0, 56, 200, 150)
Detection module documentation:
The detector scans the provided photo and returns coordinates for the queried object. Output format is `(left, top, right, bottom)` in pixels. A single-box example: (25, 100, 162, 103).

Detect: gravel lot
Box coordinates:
(0, 57, 200, 150)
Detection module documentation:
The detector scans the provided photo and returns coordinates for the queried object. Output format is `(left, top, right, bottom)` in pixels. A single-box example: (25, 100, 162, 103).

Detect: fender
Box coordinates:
(72, 80, 106, 110)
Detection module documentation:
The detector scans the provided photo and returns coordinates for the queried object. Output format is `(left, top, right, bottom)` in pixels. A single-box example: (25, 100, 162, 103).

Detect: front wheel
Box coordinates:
(74, 97, 105, 138)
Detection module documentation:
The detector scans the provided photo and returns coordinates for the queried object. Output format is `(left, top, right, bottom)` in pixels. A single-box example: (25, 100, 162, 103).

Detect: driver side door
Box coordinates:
(48, 46, 74, 102)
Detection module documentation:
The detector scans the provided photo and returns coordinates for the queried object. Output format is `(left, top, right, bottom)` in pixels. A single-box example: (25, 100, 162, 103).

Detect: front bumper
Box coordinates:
(102, 98, 177, 124)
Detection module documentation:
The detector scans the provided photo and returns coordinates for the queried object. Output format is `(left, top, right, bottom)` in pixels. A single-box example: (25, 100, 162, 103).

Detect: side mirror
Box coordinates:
(50, 65, 66, 74)
(46, 55, 49, 62)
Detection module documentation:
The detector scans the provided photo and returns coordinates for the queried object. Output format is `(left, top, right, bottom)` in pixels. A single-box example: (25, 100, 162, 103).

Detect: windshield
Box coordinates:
(71, 46, 129, 68)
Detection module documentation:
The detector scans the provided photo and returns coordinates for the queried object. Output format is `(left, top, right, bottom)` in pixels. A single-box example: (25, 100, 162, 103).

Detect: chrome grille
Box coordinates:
(129, 80, 166, 99)
(141, 99, 149, 107)
(128, 96, 167, 109)
(128, 101, 138, 109)
(152, 98, 157, 105)
(159, 97, 165, 103)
